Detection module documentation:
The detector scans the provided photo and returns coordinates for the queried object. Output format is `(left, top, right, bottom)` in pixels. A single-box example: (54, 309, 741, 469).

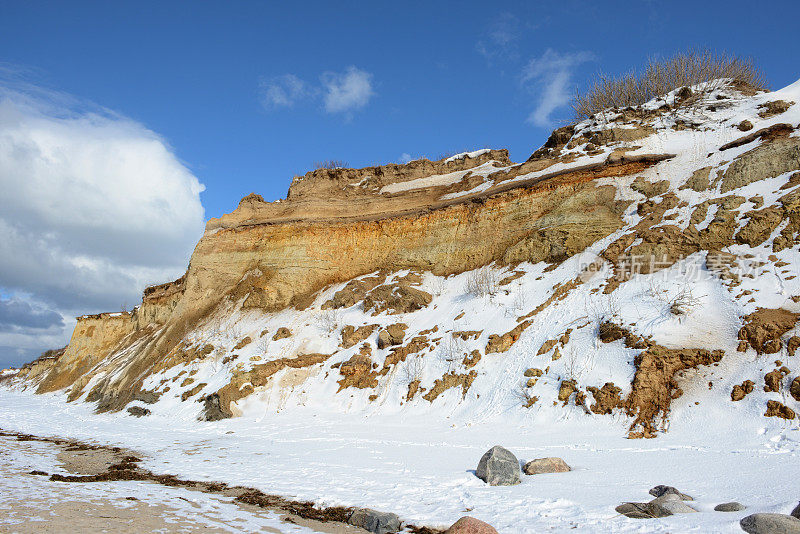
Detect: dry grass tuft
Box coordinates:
(573, 50, 768, 121)
(313, 160, 349, 170)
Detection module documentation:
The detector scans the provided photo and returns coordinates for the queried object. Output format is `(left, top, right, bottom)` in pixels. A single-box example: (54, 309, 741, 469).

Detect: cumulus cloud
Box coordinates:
(321, 66, 374, 114)
(0, 297, 63, 332)
(522, 49, 594, 127)
(259, 74, 309, 109)
(259, 67, 375, 116)
(0, 80, 206, 367)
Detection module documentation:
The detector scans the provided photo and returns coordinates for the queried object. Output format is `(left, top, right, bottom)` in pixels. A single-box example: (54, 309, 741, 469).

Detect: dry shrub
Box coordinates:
(465, 267, 499, 298)
(573, 50, 768, 121)
(313, 160, 349, 170)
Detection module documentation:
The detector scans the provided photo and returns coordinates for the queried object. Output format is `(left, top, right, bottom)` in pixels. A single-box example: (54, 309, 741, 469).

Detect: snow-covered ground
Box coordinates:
(1, 387, 798, 533)
(0, 430, 318, 533)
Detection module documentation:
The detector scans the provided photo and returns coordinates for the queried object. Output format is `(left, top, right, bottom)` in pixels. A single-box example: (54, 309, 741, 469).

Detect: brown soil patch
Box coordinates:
(272, 327, 292, 341)
(738, 308, 799, 354)
(422, 370, 477, 402)
(485, 320, 532, 354)
(586, 383, 624, 414)
(731, 380, 755, 401)
(765, 400, 796, 420)
(340, 324, 379, 349)
(462, 350, 481, 369)
(764, 367, 790, 393)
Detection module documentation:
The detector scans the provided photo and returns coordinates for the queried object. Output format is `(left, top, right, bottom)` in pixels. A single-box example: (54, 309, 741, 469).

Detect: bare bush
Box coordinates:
(313, 160, 349, 170)
(512, 383, 539, 409)
(439, 336, 466, 373)
(315, 308, 341, 333)
(466, 267, 499, 298)
(573, 50, 768, 121)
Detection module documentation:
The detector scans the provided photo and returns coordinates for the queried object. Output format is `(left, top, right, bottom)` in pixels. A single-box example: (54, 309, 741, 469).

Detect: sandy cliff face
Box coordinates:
(11, 79, 800, 436)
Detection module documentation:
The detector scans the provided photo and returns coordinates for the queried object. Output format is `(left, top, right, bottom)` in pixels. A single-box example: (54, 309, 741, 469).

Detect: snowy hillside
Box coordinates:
(3, 77, 800, 533)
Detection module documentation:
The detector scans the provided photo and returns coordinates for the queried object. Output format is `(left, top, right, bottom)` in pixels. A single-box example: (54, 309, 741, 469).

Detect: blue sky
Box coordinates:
(0, 0, 799, 368)
(3, 0, 799, 219)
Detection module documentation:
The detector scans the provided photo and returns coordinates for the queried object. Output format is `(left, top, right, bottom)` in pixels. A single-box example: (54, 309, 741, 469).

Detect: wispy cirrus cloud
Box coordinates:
(258, 66, 375, 116)
(476, 12, 523, 63)
(521, 49, 595, 127)
(259, 74, 309, 110)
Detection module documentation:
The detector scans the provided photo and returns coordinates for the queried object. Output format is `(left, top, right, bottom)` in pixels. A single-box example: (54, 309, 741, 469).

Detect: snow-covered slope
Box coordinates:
(2, 78, 800, 532)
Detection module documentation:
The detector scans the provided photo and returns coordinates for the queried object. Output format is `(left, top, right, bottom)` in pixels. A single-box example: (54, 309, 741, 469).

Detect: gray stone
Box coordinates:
(792, 502, 800, 519)
(615, 502, 673, 519)
(650, 493, 697, 514)
(649, 485, 693, 501)
(126, 406, 151, 417)
(476, 446, 521, 486)
(721, 137, 800, 193)
(716, 502, 746, 512)
(348, 508, 401, 534)
(522, 457, 571, 475)
(740, 513, 800, 534)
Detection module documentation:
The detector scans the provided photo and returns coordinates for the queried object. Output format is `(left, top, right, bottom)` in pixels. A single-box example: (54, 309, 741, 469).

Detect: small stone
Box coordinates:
(740, 513, 800, 534)
(738, 120, 754, 132)
(522, 457, 571, 475)
(347, 508, 401, 534)
(649, 485, 693, 501)
(715, 502, 746, 512)
(475, 446, 521, 486)
(444, 516, 498, 534)
(126, 406, 151, 417)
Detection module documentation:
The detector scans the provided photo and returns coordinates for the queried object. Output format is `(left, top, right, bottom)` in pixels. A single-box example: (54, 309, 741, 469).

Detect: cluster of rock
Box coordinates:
(475, 445, 572, 486)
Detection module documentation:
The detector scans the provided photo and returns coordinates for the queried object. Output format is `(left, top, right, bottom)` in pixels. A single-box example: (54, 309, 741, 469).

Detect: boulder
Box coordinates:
(444, 516, 498, 534)
(740, 513, 800, 534)
(476, 446, 521, 486)
(649, 485, 693, 501)
(126, 406, 151, 417)
(716, 502, 746, 512)
(650, 493, 697, 514)
(615, 502, 673, 519)
(522, 457, 571, 475)
(792, 502, 800, 519)
(347, 508, 401, 534)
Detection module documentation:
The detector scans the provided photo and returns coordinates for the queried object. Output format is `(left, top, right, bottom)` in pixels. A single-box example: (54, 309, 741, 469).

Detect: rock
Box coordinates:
(377, 323, 406, 349)
(715, 502, 746, 512)
(739, 119, 754, 131)
(272, 327, 292, 341)
(790, 377, 800, 402)
(558, 380, 577, 402)
(649, 485, 693, 500)
(650, 493, 697, 513)
(765, 400, 796, 420)
(792, 502, 800, 519)
(522, 457, 571, 475)
(126, 406, 150, 417)
(732, 380, 755, 401)
(475, 446, 521, 486)
(740, 513, 800, 534)
(444, 516, 499, 534)
(347, 508, 401, 534)
(615, 502, 673, 519)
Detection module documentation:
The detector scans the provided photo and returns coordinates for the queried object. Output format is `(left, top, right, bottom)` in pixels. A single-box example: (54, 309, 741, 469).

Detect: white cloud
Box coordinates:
(522, 49, 594, 127)
(476, 12, 521, 62)
(259, 74, 309, 110)
(321, 66, 374, 114)
(398, 153, 413, 164)
(0, 82, 206, 366)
